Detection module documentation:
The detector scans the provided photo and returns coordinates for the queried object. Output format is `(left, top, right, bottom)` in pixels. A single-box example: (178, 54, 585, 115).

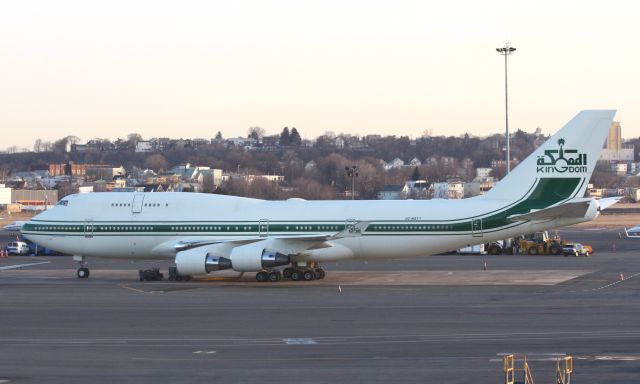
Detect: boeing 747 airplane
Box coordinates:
(22, 110, 615, 281)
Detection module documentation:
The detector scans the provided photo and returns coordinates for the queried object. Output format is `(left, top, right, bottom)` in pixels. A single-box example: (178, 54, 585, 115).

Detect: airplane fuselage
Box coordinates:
(22, 185, 597, 263)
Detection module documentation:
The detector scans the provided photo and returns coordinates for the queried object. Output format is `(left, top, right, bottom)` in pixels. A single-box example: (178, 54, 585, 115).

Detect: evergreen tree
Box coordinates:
(411, 166, 421, 181)
(215, 131, 223, 140)
(290, 127, 302, 146)
(280, 127, 290, 146)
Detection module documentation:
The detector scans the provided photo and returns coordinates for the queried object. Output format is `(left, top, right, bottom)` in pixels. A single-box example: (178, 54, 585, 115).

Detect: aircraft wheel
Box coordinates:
(77, 267, 90, 279)
(256, 271, 269, 282)
(303, 270, 315, 281)
(488, 245, 501, 255)
(291, 270, 302, 281)
(268, 271, 281, 282)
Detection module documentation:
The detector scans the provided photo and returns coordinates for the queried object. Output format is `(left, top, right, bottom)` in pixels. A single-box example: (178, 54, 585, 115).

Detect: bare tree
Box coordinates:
(248, 126, 266, 140)
(66, 135, 81, 145)
(144, 154, 169, 172)
(41, 141, 53, 152)
(127, 133, 143, 148)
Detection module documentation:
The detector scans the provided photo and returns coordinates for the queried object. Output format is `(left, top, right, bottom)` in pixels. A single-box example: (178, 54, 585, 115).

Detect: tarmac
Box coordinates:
(1, 228, 639, 383)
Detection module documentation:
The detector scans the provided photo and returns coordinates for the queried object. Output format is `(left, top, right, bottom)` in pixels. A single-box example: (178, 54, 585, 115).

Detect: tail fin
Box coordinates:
(484, 110, 616, 201)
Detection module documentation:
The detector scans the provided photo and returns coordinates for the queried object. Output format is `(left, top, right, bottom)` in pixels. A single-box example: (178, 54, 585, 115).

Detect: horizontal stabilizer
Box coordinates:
(598, 196, 622, 211)
(508, 200, 591, 222)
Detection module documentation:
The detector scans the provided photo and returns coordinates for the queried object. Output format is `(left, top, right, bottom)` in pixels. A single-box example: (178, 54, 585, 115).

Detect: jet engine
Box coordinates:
(174, 244, 290, 276)
(175, 248, 232, 276)
(229, 244, 290, 272)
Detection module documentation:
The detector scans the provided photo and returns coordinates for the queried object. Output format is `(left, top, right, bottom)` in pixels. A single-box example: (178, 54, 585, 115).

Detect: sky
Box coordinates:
(1, 0, 638, 151)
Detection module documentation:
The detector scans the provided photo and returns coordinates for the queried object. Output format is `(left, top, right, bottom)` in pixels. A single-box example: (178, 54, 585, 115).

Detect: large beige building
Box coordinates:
(600, 121, 634, 162)
(606, 121, 622, 151)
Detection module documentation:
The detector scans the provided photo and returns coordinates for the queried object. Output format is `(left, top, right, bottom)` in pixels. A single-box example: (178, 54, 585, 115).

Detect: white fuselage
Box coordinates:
(22, 191, 596, 263)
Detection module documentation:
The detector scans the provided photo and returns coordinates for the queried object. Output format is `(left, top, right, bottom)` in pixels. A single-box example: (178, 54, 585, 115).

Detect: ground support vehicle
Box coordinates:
(139, 268, 164, 281)
(6, 241, 30, 255)
(562, 243, 590, 257)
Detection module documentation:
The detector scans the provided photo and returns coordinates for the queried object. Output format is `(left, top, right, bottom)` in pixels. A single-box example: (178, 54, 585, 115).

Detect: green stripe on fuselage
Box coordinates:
(478, 177, 582, 232)
(21, 178, 583, 237)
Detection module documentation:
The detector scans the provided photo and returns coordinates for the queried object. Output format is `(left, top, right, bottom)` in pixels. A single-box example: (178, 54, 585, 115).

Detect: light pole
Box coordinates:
(345, 165, 358, 200)
(496, 43, 516, 173)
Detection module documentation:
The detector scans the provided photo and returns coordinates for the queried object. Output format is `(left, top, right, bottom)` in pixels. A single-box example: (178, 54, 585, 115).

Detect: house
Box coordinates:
(476, 167, 493, 178)
(226, 137, 258, 149)
(135, 141, 153, 153)
(382, 158, 405, 171)
(377, 184, 403, 200)
(402, 180, 430, 199)
(431, 179, 465, 199)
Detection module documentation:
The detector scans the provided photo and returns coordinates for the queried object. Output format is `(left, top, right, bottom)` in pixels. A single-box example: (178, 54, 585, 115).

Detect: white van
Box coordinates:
(6, 241, 30, 255)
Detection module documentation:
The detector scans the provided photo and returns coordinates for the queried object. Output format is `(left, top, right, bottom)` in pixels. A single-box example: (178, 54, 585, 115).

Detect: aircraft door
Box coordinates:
(84, 220, 94, 238)
(259, 219, 269, 237)
(471, 218, 483, 237)
(132, 194, 144, 214)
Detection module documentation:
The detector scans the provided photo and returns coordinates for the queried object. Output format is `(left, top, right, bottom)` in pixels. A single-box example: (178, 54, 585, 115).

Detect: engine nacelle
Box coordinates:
(175, 248, 232, 276)
(229, 244, 290, 272)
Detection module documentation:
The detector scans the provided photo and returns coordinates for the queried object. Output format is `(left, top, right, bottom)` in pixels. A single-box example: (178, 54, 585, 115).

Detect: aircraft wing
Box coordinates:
(0, 261, 50, 271)
(624, 226, 640, 238)
(508, 201, 592, 222)
(170, 221, 370, 254)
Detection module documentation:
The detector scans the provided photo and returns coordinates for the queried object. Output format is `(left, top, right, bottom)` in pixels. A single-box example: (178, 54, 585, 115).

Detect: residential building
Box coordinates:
(377, 184, 403, 200)
(135, 141, 153, 153)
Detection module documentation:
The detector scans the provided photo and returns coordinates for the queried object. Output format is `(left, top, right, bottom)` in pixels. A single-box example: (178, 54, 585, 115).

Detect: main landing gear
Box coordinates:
(254, 262, 326, 283)
(74, 255, 90, 279)
(255, 270, 283, 282)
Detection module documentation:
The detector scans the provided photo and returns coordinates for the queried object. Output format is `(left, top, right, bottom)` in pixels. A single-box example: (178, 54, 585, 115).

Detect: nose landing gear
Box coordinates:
(74, 255, 90, 278)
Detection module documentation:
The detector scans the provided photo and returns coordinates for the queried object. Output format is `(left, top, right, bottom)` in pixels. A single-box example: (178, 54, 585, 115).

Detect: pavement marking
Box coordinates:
(0, 261, 50, 271)
(117, 284, 164, 294)
(4, 329, 640, 348)
(591, 271, 640, 291)
(282, 338, 318, 345)
(193, 351, 216, 354)
(491, 352, 567, 362)
(579, 355, 640, 361)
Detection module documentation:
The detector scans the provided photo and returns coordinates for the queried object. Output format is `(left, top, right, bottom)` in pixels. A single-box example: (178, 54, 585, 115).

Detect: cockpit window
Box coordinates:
(56, 200, 68, 206)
